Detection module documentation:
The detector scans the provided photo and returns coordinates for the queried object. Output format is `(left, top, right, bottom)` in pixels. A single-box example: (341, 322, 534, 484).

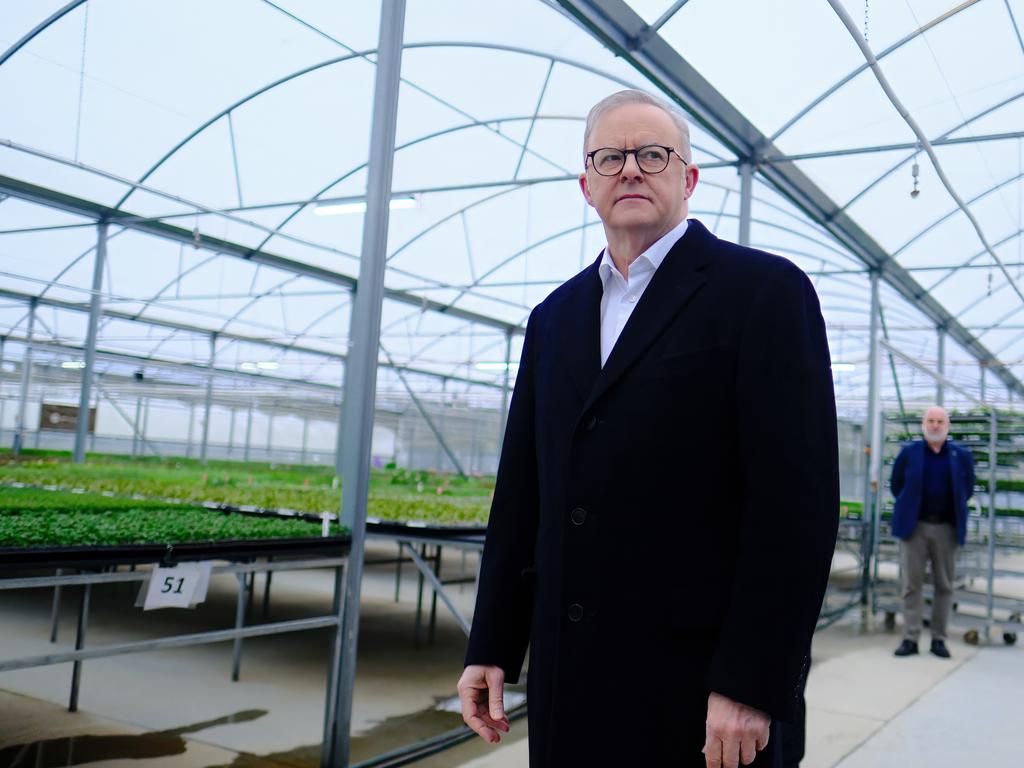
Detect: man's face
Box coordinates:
(578, 104, 698, 241)
(922, 408, 950, 443)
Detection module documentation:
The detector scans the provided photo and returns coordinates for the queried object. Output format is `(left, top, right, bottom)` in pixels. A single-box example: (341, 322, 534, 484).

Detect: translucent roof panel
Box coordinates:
(2, 0, 1024, 416)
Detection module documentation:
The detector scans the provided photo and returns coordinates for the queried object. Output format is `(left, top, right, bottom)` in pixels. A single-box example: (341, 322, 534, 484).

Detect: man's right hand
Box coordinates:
(457, 664, 511, 743)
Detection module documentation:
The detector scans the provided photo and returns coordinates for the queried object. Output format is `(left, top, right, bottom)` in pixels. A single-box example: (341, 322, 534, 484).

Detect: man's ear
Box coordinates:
(684, 164, 699, 199)
(579, 172, 593, 206)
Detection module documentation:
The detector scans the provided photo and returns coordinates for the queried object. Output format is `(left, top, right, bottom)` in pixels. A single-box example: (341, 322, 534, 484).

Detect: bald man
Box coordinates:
(890, 406, 975, 658)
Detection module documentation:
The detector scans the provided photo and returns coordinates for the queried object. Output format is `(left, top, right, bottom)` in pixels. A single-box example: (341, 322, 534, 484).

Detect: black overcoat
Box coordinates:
(465, 219, 840, 766)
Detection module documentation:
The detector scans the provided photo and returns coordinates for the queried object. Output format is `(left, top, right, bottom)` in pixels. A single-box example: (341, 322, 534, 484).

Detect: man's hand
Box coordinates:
(703, 691, 771, 768)
(457, 665, 511, 744)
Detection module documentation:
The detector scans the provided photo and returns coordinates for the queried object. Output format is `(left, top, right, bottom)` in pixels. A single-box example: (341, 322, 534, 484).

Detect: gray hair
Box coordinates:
(583, 89, 692, 163)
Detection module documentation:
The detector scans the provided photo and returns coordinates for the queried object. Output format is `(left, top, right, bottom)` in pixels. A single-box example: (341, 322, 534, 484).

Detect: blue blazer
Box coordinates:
(890, 439, 975, 545)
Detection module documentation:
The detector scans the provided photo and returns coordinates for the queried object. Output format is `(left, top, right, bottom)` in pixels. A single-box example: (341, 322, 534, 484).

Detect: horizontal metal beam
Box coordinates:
(880, 339, 985, 406)
(0, 556, 347, 590)
(761, 129, 1024, 164)
(0, 287, 507, 391)
(556, 0, 1024, 399)
(137, 175, 581, 221)
(0, 616, 340, 672)
(0, 174, 521, 336)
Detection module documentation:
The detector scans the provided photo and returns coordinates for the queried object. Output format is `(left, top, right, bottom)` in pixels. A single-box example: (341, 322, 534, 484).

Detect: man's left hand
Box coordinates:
(703, 691, 770, 768)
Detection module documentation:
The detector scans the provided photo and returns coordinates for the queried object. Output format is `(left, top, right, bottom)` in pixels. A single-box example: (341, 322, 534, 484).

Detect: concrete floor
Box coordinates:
(1, 541, 1022, 767)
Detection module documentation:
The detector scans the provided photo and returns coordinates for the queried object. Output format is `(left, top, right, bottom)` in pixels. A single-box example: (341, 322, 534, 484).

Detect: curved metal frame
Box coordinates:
(4, 2, 1024, 397)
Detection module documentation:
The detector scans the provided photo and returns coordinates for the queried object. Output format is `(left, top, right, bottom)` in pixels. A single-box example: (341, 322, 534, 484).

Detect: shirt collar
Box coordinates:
(598, 218, 690, 288)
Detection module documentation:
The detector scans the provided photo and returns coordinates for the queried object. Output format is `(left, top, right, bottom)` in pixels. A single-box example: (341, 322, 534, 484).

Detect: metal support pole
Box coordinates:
(980, 364, 987, 403)
(986, 410, 997, 640)
(321, 563, 348, 767)
(200, 333, 216, 464)
(49, 568, 63, 643)
(330, 2, 406, 764)
(301, 416, 310, 464)
(738, 160, 753, 247)
(89, 377, 98, 453)
(33, 387, 44, 449)
(227, 406, 237, 457)
(267, 411, 275, 459)
(131, 397, 142, 457)
(12, 298, 36, 456)
(407, 414, 416, 468)
(498, 328, 513, 448)
(0, 336, 6, 441)
(861, 271, 881, 617)
(231, 571, 247, 681)
(937, 328, 946, 406)
(469, 412, 479, 474)
(73, 222, 107, 463)
(141, 398, 150, 452)
(186, 403, 195, 458)
(435, 379, 447, 471)
(244, 401, 254, 462)
(69, 582, 91, 712)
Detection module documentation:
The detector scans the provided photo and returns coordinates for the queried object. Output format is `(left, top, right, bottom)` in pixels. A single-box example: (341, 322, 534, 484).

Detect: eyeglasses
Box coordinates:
(585, 144, 687, 176)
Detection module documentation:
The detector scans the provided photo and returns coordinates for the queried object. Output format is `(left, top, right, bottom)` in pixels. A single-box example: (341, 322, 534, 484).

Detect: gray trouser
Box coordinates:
(901, 521, 958, 641)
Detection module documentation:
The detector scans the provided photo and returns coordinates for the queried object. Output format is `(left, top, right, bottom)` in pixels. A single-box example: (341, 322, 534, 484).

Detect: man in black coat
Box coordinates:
(457, 89, 839, 768)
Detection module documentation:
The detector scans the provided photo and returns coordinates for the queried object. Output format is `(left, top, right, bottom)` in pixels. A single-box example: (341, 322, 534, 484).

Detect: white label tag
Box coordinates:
(141, 563, 212, 610)
(189, 562, 213, 607)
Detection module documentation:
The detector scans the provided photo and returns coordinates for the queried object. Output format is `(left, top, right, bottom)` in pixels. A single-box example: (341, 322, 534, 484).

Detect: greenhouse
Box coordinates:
(1, 1, 1023, 766)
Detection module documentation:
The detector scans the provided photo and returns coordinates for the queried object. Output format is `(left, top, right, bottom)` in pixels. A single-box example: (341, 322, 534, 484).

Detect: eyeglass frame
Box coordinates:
(584, 144, 689, 176)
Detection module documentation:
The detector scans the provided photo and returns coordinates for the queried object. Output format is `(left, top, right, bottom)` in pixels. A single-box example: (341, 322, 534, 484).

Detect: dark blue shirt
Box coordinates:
(920, 441, 954, 524)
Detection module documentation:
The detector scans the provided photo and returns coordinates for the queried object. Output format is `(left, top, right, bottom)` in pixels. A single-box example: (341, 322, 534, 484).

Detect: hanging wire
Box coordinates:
(73, 3, 90, 163)
(864, 0, 870, 41)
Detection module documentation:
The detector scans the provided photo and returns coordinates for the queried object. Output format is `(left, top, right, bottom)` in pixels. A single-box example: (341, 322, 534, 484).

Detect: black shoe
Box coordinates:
(930, 639, 951, 658)
(894, 639, 919, 656)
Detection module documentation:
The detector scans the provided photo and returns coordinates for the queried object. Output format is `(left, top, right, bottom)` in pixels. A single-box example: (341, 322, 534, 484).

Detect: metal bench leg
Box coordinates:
(69, 581, 91, 712)
(414, 543, 426, 646)
(50, 568, 63, 643)
(232, 572, 247, 681)
(429, 546, 441, 644)
(394, 542, 403, 603)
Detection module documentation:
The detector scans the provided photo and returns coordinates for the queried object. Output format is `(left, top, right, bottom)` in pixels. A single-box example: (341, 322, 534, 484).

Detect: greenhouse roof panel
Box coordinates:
(1, 0, 1024, 408)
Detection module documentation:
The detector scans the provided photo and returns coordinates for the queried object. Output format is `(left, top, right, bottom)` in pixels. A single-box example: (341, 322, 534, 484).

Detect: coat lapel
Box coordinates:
(559, 256, 604, 403)
(579, 220, 714, 419)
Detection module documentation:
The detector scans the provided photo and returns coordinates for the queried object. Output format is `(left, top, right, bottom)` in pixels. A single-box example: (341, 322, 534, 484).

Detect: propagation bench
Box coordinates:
(0, 501, 351, 764)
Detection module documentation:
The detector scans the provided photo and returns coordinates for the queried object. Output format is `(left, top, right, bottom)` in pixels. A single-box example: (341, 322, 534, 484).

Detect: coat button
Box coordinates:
(584, 415, 597, 431)
(570, 507, 587, 525)
(568, 603, 584, 622)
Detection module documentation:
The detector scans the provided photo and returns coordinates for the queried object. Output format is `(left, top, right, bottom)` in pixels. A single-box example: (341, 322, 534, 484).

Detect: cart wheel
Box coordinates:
(884, 611, 896, 631)
(964, 629, 980, 645)
(1004, 632, 1018, 646)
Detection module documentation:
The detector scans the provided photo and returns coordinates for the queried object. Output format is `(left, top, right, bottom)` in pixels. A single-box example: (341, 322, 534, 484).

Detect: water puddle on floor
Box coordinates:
(1, 702, 490, 768)
(0, 709, 267, 768)
(204, 703, 466, 768)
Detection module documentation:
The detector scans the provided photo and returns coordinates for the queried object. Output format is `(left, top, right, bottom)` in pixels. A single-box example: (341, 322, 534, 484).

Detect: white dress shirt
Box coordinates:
(598, 218, 689, 367)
